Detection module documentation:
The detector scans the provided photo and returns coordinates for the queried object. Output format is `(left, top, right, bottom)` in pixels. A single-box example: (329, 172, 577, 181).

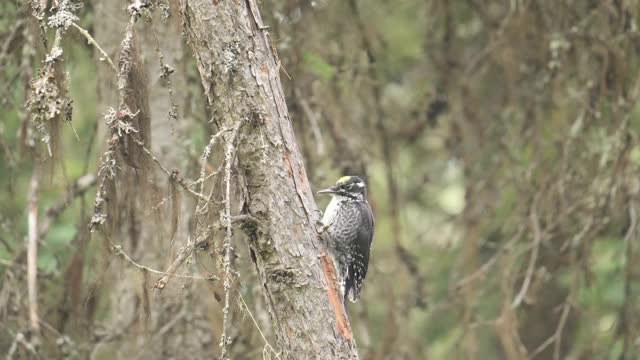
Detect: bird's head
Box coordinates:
(317, 176, 367, 200)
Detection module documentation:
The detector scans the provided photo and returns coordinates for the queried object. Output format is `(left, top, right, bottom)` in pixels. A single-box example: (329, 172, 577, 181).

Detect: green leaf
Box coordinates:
(46, 223, 76, 249)
(302, 53, 335, 81)
(37, 252, 58, 274)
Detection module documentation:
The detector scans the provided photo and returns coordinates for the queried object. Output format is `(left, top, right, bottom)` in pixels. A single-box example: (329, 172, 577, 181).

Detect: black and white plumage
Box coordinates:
(318, 176, 374, 304)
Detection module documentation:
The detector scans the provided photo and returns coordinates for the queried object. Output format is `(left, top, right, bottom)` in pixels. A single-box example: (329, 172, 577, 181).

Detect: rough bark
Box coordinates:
(180, 1, 358, 358)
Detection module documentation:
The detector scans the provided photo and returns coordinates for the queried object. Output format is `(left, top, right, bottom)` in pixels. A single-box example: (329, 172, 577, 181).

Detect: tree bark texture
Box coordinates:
(180, 1, 358, 358)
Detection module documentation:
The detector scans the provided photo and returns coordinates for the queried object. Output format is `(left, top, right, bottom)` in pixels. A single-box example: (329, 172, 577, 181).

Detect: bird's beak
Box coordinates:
(317, 186, 337, 195)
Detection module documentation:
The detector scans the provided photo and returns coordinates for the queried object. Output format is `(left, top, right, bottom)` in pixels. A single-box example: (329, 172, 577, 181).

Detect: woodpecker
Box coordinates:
(318, 176, 374, 304)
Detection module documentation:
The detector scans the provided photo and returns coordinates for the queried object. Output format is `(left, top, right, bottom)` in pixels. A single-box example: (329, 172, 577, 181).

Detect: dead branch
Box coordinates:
(294, 88, 325, 155)
(70, 22, 118, 73)
(494, 242, 527, 360)
(512, 195, 541, 308)
(153, 214, 257, 290)
(238, 292, 281, 359)
(220, 124, 240, 360)
(153, 240, 195, 290)
(131, 136, 211, 203)
(108, 235, 218, 282)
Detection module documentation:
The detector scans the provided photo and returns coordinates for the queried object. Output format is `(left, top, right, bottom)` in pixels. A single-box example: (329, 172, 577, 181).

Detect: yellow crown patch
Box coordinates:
(336, 176, 353, 184)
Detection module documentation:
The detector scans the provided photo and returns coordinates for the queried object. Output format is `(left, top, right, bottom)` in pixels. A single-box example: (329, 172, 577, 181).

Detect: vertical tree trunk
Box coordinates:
(92, 3, 214, 358)
(180, 1, 358, 358)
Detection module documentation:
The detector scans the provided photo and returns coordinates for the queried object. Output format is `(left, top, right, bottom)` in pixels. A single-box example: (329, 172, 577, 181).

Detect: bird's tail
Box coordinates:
(343, 274, 361, 304)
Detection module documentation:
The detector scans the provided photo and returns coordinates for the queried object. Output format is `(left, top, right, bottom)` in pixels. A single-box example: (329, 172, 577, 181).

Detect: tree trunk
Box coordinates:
(92, 3, 214, 358)
(179, 1, 358, 358)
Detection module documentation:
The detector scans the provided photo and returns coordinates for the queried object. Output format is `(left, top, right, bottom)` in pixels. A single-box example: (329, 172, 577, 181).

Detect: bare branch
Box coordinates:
(70, 22, 118, 73)
(512, 195, 542, 308)
(131, 136, 214, 203)
(294, 88, 325, 155)
(108, 236, 218, 282)
(220, 124, 240, 360)
(238, 291, 281, 359)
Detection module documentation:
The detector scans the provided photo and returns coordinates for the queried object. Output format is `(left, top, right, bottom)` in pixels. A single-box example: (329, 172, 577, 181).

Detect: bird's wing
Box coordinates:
(345, 201, 374, 302)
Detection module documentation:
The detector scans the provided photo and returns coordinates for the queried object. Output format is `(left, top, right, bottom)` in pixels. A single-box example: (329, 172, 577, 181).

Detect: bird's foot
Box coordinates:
(317, 222, 331, 235)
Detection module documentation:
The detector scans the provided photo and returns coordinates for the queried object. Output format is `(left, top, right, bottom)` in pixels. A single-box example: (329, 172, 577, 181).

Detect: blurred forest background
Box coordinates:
(2, 0, 640, 359)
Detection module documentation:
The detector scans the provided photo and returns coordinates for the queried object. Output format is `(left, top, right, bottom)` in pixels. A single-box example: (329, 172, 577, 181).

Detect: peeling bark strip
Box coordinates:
(180, 0, 358, 358)
(320, 254, 353, 342)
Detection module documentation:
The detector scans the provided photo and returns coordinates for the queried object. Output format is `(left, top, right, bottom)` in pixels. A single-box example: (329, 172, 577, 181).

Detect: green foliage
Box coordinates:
(302, 52, 336, 81)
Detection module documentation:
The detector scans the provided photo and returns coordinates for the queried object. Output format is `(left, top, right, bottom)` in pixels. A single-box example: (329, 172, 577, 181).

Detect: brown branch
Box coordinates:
(553, 294, 574, 360)
(131, 136, 213, 203)
(512, 195, 542, 308)
(527, 240, 580, 360)
(454, 254, 499, 290)
(108, 235, 218, 281)
(294, 88, 325, 155)
(494, 238, 527, 360)
(153, 241, 194, 290)
(238, 292, 281, 359)
(153, 215, 255, 290)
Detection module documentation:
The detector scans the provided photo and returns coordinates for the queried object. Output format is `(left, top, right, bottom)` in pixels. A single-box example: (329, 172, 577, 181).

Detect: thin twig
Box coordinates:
(70, 22, 118, 73)
(294, 88, 325, 155)
(455, 255, 499, 290)
(154, 214, 256, 290)
(144, 12, 179, 130)
(155, 306, 186, 338)
(199, 128, 233, 192)
(512, 195, 541, 308)
(153, 238, 196, 290)
(109, 238, 218, 282)
(132, 137, 212, 203)
(527, 334, 556, 360)
(220, 124, 240, 360)
(553, 294, 573, 360)
(494, 237, 526, 360)
(238, 291, 281, 359)
(194, 127, 234, 225)
(6, 332, 38, 360)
